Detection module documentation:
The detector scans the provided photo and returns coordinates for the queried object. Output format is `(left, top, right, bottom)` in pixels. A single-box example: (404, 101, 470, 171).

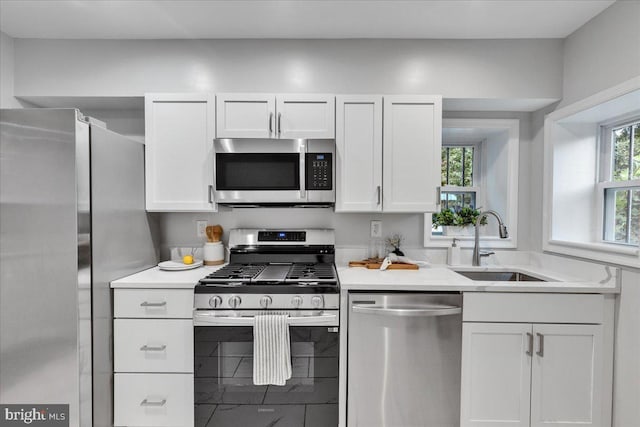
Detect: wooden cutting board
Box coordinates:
(349, 260, 419, 270)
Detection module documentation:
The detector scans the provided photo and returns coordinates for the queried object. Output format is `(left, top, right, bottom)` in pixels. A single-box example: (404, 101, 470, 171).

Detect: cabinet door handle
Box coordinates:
(269, 112, 273, 134)
(140, 301, 166, 307)
(436, 186, 442, 206)
(526, 332, 533, 356)
(277, 113, 282, 135)
(208, 184, 214, 204)
(536, 333, 544, 357)
(140, 344, 167, 352)
(376, 186, 381, 205)
(140, 398, 167, 407)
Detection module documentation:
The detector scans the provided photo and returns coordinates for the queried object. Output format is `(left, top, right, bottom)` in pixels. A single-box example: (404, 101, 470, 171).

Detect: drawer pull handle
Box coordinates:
(526, 332, 533, 356)
(536, 333, 544, 357)
(140, 344, 166, 352)
(140, 301, 167, 307)
(140, 398, 166, 407)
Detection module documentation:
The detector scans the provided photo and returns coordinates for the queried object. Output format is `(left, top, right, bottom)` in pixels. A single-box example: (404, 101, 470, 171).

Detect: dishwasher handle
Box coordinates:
(351, 304, 461, 317)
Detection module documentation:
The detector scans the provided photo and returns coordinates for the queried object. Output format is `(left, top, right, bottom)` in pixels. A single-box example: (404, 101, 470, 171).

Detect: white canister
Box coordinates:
(203, 242, 225, 265)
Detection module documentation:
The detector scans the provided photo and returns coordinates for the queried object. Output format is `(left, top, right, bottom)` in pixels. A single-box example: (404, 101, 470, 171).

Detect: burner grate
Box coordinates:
(206, 263, 267, 280)
(286, 263, 337, 281)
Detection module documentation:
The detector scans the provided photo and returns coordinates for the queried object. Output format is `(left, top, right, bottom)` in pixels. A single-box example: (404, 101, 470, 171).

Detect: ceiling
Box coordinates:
(0, 0, 615, 40)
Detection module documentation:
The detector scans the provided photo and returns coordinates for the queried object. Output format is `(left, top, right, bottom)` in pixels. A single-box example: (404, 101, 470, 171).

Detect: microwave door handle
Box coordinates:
(299, 144, 306, 200)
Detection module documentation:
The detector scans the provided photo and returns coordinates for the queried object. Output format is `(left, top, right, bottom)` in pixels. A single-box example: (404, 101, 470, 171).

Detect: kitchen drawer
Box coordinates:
(114, 319, 193, 373)
(114, 373, 194, 427)
(463, 292, 604, 324)
(114, 289, 193, 319)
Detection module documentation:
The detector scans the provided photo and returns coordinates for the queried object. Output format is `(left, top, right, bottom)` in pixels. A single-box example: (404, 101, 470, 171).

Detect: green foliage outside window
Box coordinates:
(441, 146, 474, 187)
(609, 123, 640, 245)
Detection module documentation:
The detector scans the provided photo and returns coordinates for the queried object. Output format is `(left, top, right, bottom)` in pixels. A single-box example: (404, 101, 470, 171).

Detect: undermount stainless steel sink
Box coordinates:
(454, 270, 547, 282)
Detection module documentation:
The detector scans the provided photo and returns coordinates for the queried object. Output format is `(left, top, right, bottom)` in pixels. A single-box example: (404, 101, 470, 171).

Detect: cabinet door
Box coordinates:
(276, 94, 335, 139)
(145, 93, 215, 211)
(216, 93, 275, 138)
(461, 323, 532, 427)
(383, 95, 442, 212)
(335, 95, 383, 212)
(530, 324, 603, 427)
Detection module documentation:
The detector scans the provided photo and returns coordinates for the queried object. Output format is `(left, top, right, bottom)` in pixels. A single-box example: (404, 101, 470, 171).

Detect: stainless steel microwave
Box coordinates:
(213, 138, 335, 206)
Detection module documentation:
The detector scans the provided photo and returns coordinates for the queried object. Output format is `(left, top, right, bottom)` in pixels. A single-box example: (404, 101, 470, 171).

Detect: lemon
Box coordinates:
(182, 255, 194, 265)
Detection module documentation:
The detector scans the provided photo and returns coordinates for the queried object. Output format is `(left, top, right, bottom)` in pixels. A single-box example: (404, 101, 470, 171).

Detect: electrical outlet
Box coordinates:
(370, 220, 382, 238)
(196, 220, 208, 238)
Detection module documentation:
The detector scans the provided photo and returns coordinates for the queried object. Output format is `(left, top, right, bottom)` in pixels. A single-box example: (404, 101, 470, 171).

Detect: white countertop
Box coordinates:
(337, 264, 619, 293)
(111, 265, 223, 288)
(111, 262, 619, 293)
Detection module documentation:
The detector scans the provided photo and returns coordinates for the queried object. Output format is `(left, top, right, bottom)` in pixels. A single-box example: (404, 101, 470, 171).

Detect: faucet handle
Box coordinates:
(479, 251, 495, 258)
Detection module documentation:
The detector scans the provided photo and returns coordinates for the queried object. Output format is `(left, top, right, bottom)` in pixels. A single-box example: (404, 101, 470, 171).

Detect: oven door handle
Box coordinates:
(193, 312, 338, 327)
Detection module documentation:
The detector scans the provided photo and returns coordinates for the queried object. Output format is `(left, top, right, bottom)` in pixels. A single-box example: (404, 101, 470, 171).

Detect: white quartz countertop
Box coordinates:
(111, 262, 619, 293)
(337, 264, 620, 293)
(111, 265, 222, 288)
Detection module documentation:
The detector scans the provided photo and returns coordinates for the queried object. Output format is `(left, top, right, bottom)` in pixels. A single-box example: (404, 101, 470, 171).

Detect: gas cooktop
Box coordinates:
(195, 229, 340, 309)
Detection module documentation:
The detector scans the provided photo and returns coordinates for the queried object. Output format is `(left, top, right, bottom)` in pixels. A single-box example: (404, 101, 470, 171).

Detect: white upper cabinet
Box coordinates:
(216, 93, 275, 138)
(335, 96, 383, 212)
(383, 95, 442, 212)
(276, 94, 335, 139)
(215, 93, 335, 139)
(145, 93, 215, 212)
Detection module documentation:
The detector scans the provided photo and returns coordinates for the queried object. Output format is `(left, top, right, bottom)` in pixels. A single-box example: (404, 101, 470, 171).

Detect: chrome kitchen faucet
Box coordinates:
(472, 210, 509, 266)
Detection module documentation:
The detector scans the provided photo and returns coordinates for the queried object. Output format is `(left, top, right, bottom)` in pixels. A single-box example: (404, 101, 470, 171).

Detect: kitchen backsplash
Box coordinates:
(155, 210, 425, 260)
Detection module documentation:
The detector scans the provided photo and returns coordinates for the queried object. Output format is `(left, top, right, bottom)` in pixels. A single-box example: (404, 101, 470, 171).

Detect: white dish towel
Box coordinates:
(253, 313, 292, 386)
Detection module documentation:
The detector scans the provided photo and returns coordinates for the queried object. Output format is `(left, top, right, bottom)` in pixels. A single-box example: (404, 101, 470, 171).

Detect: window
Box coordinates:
(543, 79, 640, 267)
(600, 120, 640, 246)
(440, 145, 479, 210)
(425, 118, 519, 248)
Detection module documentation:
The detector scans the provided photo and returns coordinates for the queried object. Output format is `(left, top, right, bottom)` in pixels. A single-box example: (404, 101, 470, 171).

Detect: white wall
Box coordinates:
(541, 2, 640, 425)
(561, 0, 640, 107)
(13, 38, 562, 103)
(82, 108, 145, 143)
(1, 32, 22, 108)
(613, 270, 640, 426)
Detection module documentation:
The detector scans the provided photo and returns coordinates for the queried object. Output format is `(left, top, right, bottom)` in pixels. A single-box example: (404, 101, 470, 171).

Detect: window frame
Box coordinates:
(424, 118, 519, 248)
(542, 77, 640, 267)
(596, 116, 640, 247)
(440, 140, 484, 211)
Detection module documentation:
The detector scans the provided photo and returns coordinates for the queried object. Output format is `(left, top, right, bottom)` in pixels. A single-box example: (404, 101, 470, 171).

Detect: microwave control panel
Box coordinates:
(306, 153, 333, 190)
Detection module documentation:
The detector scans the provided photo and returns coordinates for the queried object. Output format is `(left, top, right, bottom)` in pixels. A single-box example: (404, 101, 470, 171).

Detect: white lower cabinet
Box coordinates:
(113, 288, 194, 427)
(530, 324, 603, 427)
(114, 373, 194, 427)
(461, 293, 605, 427)
(114, 319, 193, 373)
(461, 323, 532, 427)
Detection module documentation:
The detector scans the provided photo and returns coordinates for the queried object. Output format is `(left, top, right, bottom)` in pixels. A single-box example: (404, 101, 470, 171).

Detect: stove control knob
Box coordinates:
(291, 295, 304, 308)
(260, 296, 273, 308)
(228, 295, 241, 309)
(311, 295, 324, 309)
(208, 295, 223, 308)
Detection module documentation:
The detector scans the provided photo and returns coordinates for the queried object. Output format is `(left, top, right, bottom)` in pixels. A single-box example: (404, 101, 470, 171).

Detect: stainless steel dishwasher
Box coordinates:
(347, 293, 462, 427)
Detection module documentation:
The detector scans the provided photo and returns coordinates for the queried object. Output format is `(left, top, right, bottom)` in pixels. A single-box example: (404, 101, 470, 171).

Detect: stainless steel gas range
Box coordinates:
(193, 229, 339, 427)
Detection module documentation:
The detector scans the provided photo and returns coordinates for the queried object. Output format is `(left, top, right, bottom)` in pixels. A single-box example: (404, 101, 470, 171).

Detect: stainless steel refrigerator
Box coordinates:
(0, 109, 157, 426)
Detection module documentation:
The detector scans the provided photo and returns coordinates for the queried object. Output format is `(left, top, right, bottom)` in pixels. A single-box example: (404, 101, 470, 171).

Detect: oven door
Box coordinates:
(193, 311, 339, 427)
(214, 139, 306, 204)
